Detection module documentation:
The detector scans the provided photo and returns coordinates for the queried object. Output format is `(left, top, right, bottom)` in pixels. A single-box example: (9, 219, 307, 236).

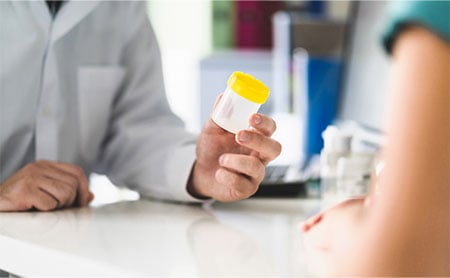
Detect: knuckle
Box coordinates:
(256, 165, 265, 180)
(261, 167, 267, 180)
(248, 184, 259, 196)
(61, 182, 76, 197)
(272, 119, 277, 131)
(67, 184, 77, 196)
(229, 187, 246, 200)
(74, 166, 85, 178)
(23, 174, 36, 187)
(35, 160, 46, 166)
(230, 182, 256, 200)
(24, 163, 37, 172)
(35, 160, 50, 168)
(231, 181, 248, 195)
(249, 157, 262, 172)
(67, 176, 79, 188)
(245, 157, 263, 177)
(274, 142, 282, 157)
(43, 201, 58, 211)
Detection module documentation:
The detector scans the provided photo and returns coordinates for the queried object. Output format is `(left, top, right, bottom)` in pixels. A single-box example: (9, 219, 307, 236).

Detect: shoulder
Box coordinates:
(382, 1, 450, 54)
(93, 1, 146, 20)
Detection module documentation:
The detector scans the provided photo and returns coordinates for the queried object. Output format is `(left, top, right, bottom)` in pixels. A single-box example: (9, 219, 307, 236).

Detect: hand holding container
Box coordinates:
(212, 71, 270, 134)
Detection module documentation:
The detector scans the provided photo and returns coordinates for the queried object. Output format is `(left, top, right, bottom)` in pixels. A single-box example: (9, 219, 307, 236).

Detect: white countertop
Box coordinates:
(0, 197, 320, 277)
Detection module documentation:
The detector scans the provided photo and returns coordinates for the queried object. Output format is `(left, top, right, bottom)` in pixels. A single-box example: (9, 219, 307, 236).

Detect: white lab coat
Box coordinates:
(0, 1, 200, 202)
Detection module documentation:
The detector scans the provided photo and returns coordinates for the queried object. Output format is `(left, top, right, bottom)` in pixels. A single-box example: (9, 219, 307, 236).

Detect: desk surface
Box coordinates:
(0, 197, 320, 277)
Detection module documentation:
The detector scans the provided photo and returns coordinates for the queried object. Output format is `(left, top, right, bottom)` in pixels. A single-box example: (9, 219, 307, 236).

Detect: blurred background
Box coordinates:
(94, 0, 392, 202)
(147, 0, 351, 134)
(147, 0, 388, 162)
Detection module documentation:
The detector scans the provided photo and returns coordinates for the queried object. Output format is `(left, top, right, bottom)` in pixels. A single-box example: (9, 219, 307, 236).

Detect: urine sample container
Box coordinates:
(212, 71, 269, 134)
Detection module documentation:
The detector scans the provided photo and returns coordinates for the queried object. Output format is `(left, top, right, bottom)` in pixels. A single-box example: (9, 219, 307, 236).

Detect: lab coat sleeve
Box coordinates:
(95, 3, 203, 203)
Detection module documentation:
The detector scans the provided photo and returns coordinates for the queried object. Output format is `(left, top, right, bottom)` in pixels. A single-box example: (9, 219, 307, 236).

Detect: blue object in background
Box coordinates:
(304, 56, 342, 157)
(307, 0, 326, 17)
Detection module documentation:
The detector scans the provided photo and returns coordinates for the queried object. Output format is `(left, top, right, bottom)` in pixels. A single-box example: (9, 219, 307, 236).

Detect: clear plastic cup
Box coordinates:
(212, 71, 270, 134)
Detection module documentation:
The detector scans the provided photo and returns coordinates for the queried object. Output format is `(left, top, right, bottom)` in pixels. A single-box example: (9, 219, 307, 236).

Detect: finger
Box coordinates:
(37, 160, 90, 207)
(29, 188, 59, 211)
(204, 93, 224, 130)
(213, 93, 224, 109)
(235, 130, 282, 164)
(204, 117, 232, 136)
(219, 154, 265, 184)
(35, 163, 80, 207)
(248, 113, 277, 137)
(37, 176, 77, 208)
(36, 161, 79, 188)
(302, 218, 331, 251)
(301, 213, 324, 232)
(88, 192, 95, 204)
(215, 168, 258, 201)
(204, 93, 233, 135)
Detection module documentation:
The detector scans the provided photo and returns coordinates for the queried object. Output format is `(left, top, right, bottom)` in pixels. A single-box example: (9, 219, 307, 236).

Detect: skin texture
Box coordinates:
(189, 95, 281, 202)
(302, 27, 449, 276)
(0, 160, 93, 211)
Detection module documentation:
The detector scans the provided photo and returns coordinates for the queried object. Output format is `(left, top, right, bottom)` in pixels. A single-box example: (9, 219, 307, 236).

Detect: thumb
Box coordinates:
(213, 93, 224, 110)
(203, 93, 228, 133)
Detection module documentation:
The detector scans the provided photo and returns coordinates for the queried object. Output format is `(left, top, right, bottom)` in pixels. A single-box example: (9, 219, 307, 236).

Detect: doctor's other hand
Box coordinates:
(0, 160, 94, 212)
(188, 111, 281, 202)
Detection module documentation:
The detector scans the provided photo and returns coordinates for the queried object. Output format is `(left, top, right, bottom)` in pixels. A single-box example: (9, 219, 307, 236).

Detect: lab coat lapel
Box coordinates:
(11, 1, 51, 34)
(51, 0, 101, 43)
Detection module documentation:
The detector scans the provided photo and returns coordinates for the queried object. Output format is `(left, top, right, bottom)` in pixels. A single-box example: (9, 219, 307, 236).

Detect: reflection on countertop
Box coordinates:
(0, 197, 320, 277)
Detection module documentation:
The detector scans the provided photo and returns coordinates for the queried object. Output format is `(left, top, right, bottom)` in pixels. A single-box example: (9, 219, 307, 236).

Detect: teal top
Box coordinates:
(382, 0, 450, 54)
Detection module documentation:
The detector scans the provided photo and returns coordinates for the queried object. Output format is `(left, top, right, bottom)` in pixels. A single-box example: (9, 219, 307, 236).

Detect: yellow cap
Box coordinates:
(227, 71, 270, 104)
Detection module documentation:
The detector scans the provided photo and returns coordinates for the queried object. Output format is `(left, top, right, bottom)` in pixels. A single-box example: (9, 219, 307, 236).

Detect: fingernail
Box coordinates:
(238, 131, 249, 142)
(254, 115, 262, 125)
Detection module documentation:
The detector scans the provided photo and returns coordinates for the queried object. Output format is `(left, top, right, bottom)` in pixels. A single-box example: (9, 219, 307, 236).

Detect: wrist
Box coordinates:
(186, 162, 210, 200)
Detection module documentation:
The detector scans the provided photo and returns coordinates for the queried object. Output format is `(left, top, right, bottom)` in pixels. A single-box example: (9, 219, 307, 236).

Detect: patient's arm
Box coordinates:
(302, 26, 450, 276)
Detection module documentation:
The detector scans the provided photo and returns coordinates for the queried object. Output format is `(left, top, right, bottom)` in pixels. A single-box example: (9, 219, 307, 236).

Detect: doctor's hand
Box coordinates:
(188, 102, 281, 202)
(0, 160, 94, 212)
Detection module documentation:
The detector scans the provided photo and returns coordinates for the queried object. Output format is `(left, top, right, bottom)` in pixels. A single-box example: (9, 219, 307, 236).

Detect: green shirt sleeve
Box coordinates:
(382, 0, 450, 54)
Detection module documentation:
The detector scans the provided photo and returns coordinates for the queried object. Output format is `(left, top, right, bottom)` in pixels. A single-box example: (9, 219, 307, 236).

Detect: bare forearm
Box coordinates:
(350, 27, 450, 275)
(304, 26, 450, 276)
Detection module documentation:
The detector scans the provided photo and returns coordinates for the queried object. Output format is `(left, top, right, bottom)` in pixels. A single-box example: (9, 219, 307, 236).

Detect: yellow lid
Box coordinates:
(227, 71, 270, 104)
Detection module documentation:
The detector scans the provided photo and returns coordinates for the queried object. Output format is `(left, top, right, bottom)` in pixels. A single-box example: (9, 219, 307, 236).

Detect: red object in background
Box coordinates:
(235, 1, 284, 49)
